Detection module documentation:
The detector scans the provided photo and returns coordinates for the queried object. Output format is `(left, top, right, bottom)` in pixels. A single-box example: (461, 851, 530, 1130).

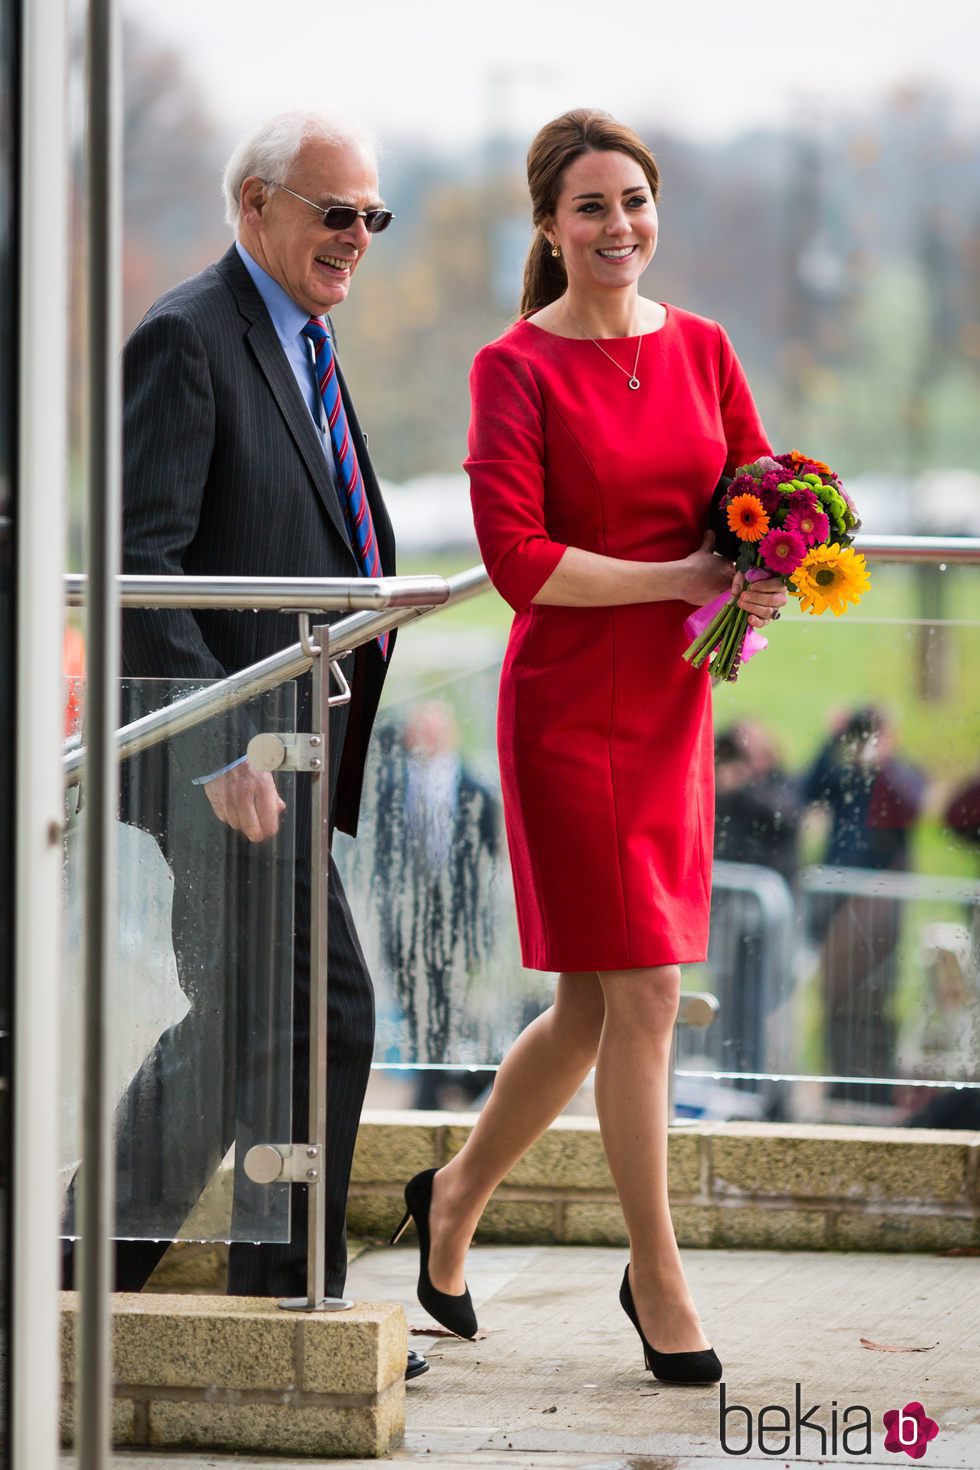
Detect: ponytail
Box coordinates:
(520, 230, 568, 317)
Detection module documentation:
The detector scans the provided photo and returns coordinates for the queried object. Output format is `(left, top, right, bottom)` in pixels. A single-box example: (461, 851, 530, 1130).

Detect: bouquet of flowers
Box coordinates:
(682, 451, 870, 683)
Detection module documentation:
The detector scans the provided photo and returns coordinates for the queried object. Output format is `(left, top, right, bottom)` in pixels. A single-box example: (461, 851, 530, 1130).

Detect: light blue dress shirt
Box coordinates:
(235, 240, 336, 458)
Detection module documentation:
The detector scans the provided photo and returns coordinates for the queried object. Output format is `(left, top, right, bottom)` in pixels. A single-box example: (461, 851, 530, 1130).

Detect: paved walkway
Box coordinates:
(103, 1243, 978, 1468)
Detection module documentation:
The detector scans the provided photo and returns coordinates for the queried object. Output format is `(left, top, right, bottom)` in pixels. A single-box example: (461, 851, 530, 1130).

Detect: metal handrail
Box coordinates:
(326, 563, 490, 654)
(62, 568, 487, 784)
(854, 534, 980, 563)
(64, 572, 450, 611)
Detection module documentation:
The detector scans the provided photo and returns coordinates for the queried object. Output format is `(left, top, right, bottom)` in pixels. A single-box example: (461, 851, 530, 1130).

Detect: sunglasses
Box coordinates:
(264, 180, 394, 234)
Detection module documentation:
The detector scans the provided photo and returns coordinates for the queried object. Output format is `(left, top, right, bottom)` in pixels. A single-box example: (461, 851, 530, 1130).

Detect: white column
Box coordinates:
(13, 0, 69, 1466)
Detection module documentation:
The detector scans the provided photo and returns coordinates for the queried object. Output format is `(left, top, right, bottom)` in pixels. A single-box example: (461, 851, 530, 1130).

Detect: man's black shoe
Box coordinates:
(406, 1349, 430, 1380)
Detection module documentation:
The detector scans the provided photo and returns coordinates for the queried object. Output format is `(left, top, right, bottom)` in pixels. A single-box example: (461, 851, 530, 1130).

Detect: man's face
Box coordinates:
(239, 136, 382, 315)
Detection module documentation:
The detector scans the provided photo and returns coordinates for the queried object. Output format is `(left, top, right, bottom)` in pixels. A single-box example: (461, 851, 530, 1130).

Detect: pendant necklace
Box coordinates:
(568, 311, 643, 389)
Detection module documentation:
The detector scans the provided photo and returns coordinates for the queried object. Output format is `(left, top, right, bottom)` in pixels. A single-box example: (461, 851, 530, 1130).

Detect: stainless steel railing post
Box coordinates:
(78, 0, 121, 1466)
(307, 629, 332, 1309)
(275, 630, 352, 1312)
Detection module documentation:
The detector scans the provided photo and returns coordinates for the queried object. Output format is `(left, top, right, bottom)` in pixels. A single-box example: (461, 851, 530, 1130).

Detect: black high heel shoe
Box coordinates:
(388, 1167, 478, 1339)
(619, 1265, 722, 1385)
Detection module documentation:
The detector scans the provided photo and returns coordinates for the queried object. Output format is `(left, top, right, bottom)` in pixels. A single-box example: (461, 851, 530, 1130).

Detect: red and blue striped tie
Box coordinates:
(302, 316, 388, 658)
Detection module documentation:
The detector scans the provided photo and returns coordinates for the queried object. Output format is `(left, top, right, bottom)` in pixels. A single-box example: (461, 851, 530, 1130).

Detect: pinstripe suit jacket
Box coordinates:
(121, 243, 395, 835)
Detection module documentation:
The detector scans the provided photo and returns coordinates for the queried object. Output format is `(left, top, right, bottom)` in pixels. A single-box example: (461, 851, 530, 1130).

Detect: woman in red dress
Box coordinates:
(391, 109, 786, 1382)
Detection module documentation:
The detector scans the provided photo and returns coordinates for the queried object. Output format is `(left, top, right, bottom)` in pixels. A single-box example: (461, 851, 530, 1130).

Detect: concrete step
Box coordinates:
(59, 1290, 406, 1457)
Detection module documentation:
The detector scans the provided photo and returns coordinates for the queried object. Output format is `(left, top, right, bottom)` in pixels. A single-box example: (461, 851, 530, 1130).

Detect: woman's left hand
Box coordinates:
(732, 571, 788, 630)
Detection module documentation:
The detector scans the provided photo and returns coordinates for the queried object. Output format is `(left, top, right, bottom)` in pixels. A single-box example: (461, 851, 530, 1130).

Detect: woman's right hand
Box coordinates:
(675, 530, 737, 607)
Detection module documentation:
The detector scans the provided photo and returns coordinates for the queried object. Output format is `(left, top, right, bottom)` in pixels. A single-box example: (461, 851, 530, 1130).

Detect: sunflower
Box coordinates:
(726, 493, 770, 542)
(790, 543, 870, 616)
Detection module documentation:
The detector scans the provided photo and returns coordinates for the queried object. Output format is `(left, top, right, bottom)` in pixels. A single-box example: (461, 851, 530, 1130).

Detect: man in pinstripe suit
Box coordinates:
(80, 111, 426, 1376)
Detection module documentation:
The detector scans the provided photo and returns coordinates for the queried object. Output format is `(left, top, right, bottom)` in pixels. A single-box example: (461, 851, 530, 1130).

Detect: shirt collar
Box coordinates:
(235, 240, 319, 346)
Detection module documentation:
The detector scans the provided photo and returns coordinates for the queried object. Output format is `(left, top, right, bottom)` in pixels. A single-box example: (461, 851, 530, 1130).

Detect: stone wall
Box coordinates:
(349, 1112, 980, 1253)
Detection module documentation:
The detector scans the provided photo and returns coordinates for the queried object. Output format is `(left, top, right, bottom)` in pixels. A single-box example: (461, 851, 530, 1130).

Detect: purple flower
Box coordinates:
(786, 487, 820, 516)
(729, 474, 758, 497)
(758, 486, 783, 515)
(760, 471, 782, 493)
(758, 527, 806, 575)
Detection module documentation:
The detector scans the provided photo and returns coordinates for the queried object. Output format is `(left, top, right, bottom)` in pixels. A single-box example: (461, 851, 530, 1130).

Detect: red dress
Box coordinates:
(465, 306, 770, 972)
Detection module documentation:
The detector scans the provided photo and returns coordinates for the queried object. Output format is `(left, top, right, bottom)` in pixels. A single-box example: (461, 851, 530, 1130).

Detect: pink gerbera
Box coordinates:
(785, 507, 830, 546)
(758, 527, 807, 576)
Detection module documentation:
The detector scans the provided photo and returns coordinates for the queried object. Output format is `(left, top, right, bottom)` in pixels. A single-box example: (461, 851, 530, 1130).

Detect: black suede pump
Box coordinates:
(389, 1167, 478, 1340)
(619, 1264, 722, 1385)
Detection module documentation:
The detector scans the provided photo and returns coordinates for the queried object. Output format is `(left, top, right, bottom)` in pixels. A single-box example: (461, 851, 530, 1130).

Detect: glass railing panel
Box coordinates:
(679, 601, 980, 1124)
(340, 583, 979, 1126)
(336, 664, 552, 1094)
(61, 676, 297, 1243)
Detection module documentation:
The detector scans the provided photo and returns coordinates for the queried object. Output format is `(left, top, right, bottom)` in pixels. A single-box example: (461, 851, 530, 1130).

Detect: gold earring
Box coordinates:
(551, 244, 561, 259)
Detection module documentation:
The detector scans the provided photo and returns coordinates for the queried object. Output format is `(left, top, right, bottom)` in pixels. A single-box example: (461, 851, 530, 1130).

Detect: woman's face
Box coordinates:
(545, 148, 658, 298)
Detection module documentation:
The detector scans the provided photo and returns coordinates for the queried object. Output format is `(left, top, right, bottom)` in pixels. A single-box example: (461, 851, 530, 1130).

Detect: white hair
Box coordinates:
(222, 109, 378, 231)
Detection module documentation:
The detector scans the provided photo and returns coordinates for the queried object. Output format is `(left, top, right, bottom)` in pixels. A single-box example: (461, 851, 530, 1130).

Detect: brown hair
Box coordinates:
(520, 109, 660, 317)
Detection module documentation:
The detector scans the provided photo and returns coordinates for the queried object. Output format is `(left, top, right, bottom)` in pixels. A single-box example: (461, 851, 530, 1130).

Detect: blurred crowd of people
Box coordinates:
(711, 706, 979, 1120)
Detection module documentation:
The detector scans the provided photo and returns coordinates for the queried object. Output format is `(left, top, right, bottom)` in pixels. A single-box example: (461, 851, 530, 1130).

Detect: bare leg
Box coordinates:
(595, 964, 710, 1354)
(426, 971, 605, 1293)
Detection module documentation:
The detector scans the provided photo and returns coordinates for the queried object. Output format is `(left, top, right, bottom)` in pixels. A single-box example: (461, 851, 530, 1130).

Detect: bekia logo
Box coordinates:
(883, 1402, 940, 1460)
(719, 1383, 940, 1460)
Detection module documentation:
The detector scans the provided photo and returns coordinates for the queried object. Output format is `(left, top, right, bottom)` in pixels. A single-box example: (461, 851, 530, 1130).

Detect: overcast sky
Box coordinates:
(125, 0, 980, 153)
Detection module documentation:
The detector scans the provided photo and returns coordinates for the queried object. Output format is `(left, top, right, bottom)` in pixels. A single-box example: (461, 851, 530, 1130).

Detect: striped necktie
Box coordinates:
(302, 316, 388, 658)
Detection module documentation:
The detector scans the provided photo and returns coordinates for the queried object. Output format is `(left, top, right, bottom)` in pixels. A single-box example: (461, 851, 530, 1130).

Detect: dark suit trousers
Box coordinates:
(64, 720, 375, 1299)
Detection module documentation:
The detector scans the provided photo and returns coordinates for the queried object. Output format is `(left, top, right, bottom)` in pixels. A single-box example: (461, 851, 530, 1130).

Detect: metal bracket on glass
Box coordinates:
(247, 731, 327, 774)
(677, 992, 719, 1029)
(668, 992, 719, 1129)
(243, 1142, 324, 1186)
(242, 1145, 353, 1312)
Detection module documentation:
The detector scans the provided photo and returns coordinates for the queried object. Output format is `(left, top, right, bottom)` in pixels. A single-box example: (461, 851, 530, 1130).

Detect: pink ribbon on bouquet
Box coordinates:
(683, 566, 770, 663)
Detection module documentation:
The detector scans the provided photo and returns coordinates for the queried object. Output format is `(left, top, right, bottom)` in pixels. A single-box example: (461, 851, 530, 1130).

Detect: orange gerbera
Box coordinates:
(726, 493, 770, 542)
(788, 448, 832, 475)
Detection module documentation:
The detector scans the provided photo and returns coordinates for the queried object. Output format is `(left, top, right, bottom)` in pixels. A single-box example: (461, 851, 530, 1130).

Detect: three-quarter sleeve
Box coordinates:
(465, 342, 568, 612)
(717, 326, 772, 474)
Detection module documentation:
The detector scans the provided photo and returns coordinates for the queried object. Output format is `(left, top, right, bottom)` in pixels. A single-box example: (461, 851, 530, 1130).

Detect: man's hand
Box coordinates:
(203, 762, 286, 843)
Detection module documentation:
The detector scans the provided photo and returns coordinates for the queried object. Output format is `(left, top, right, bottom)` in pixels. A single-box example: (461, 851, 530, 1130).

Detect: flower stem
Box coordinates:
(714, 606, 749, 681)
(682, 596, 736, 667)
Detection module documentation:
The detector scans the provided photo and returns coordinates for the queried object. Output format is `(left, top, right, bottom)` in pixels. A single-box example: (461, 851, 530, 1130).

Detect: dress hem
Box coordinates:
(520, 948, 708, 974)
